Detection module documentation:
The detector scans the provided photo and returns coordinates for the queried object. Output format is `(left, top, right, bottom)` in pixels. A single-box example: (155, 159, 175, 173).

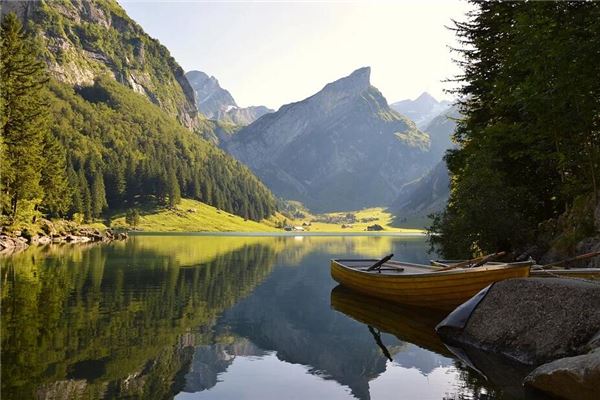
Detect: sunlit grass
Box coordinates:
(110, 199, 425, 233)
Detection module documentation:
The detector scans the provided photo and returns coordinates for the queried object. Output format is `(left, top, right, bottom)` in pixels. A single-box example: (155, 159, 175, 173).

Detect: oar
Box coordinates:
(368, 325, 393, 361)
(540, 251, 600, 269)
(469, 251, 507, 268)
(435, 254, 488, 271)
(436, 251, 506, 271)
(430, 260, 451, 268)
(367, 253, 394, 271)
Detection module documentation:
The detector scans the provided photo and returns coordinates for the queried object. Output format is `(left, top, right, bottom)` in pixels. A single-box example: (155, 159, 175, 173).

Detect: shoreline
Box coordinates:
(0, 222, 129, 256)
(128, 231, 426, 237)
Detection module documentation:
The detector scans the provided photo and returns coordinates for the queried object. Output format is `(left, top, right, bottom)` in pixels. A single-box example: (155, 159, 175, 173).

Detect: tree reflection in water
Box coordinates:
(2, 235, 528, 400)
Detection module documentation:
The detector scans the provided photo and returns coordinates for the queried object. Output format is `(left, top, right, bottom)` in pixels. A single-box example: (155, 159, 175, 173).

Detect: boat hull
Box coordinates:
(330, 259, 531, 310)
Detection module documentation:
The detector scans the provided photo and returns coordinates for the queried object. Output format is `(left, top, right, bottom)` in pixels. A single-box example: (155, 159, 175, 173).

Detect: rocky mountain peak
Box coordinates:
(415, 92, 438, 107)
(320, 66, 372, 98)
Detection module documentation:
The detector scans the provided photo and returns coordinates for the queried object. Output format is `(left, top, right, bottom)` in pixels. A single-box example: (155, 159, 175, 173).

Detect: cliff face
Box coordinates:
(226, 67, 432, 212)
(2, 0, 199, 129)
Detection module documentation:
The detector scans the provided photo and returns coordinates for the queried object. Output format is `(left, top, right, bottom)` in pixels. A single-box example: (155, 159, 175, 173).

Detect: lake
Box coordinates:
(2, 234, 530, 399)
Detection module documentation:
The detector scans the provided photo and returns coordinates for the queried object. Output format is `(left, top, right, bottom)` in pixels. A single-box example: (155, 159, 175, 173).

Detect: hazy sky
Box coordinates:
(120, 0, 471, 110)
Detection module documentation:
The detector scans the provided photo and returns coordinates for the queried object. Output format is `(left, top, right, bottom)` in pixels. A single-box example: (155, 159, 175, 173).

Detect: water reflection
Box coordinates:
(2, 235, 525, 399)
(2, 237, 279, 399)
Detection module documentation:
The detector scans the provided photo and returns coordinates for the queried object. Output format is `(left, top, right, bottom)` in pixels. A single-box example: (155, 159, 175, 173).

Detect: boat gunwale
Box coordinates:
(332, 258, 534, 279)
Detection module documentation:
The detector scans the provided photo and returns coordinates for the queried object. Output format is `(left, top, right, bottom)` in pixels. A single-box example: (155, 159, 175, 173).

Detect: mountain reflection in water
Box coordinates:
(2, 235, 520, 399)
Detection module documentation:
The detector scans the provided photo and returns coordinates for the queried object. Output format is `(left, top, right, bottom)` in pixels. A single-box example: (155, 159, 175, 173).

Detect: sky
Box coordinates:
(120, 0, 472, 110)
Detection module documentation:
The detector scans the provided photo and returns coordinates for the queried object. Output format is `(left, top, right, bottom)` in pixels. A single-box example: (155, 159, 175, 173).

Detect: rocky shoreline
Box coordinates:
(436, 278, 600, 400)
(0, 219, 128, 255)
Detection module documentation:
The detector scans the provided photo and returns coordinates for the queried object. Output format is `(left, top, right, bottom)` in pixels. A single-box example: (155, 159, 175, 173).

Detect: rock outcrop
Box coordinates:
(524, 351, 600, 400)
(226, 67, 432, 212)
(1, 0, 199, 129)
(0, 221, 128, 255)
(437, 278, 600, 400)
(437, 278, 600, 365)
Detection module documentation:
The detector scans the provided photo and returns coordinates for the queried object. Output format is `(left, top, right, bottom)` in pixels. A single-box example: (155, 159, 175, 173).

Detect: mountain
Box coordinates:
(391, 106, 460, 226)
(390, 161, 450, 224)
(426, 105, 460, 162)
(225, 67, 431, 212)
(390, 92, 452, 129)
(223, 105, 273, 126)
(1, 0, 277, 221)
(1, 0, 200, 130)
(186, 70, 273, 125)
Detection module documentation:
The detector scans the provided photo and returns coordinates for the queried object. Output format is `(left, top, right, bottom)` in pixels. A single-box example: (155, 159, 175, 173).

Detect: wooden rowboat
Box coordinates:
(433, 260, 600, 280)
(330, 258, 533, 310)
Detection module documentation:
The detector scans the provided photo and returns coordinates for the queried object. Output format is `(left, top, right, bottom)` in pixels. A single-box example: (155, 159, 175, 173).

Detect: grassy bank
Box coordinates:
(111, 199, 278, 232)
(110, 199, 424, 234)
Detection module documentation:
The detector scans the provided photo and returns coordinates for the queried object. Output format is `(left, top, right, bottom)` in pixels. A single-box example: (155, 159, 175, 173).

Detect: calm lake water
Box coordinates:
(2, 234, 532, 399)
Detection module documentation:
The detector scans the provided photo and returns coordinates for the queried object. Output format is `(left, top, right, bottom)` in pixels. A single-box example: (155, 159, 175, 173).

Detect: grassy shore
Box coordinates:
(110, 199, 424, 234)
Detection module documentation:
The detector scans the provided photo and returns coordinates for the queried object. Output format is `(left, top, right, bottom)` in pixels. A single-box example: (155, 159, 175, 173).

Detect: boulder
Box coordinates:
(0, 235, 29, 252)
(524, 351, 600, 400)
(436, 278, 600, 365)
(30, 234, 52, 245)
(39, 218, 57, 236)
(65, 235, 91, 243)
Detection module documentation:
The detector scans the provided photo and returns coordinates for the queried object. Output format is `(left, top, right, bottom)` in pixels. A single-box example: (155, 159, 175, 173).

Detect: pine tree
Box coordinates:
(0, 13, 49, 221)
(67, 163, 82, 217)
(91, 170, 107, 218)
(432, 2, 600, 256)
(167, 167, 181, 207)
(125, 208, 140, 228)
(78, 169, 92, 222)
(40, 131, 70, 217)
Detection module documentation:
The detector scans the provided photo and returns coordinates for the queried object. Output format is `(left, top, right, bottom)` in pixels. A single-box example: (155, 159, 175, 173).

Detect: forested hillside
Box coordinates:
(0, 5, 277, 226)
(431, 1, 600, 257)
(48, 77, 276, 221)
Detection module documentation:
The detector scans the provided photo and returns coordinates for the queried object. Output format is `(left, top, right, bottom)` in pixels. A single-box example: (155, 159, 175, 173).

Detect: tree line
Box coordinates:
(1, 14, 277, 225)
(431, 1, 600, 257)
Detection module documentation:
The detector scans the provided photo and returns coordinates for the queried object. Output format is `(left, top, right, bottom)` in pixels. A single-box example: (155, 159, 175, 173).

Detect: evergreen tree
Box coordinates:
(0, 13, 49, 220)
(67, 163, 82, 217)
(40, 132, 70, 217)
(78, 169, 92, 222)
(91, 170, 108, 217)
(125, 208, 140, 228)
(167, 167, 181, 207)
(432, 2, 600, 257)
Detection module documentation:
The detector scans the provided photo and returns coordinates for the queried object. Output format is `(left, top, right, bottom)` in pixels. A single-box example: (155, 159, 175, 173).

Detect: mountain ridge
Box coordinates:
(391, 105, 460, 226)
(186, 70, 273, 126)
(391, 92, 452, 129)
